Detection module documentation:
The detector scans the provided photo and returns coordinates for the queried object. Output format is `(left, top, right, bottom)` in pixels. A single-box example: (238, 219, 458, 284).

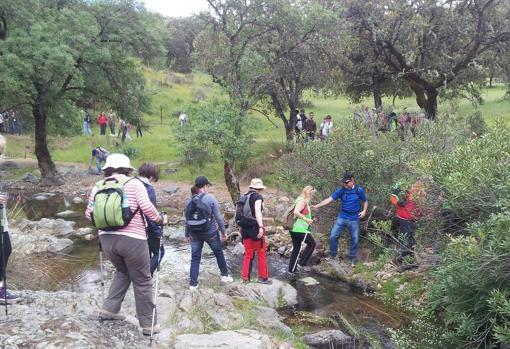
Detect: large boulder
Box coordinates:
(10, 227, 73, 255)
(304, 330, 353, 349)
(224, 279, 298, 308)
(174, 329, 272, 349)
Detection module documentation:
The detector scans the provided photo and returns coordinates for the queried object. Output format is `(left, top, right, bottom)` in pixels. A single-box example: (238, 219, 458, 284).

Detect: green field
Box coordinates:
(3, 69, 509, 184)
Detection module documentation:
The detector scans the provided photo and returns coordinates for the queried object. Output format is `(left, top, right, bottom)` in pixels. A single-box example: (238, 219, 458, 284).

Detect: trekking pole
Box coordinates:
(0, 203, 7, 316)
(150, 212, 166, 346)
(99, 242, 105, 303)
(292, 231, 309, 273)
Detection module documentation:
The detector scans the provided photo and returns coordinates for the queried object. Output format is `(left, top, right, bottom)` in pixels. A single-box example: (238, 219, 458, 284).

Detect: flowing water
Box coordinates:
(8, 194, 407, 347)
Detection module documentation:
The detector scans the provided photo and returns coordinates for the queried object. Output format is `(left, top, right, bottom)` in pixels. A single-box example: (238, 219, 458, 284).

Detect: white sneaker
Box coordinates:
(189, 284, 199, 291)
(220, 275, 234, 283)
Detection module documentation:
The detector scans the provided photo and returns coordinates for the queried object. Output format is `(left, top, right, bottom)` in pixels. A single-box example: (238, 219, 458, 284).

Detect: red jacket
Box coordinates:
(390, 193, 418, 220)
(97, 114, 108, 125)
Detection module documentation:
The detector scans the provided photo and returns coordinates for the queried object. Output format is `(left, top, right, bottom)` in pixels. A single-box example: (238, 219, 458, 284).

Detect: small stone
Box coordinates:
(56, 210, 80, 218)
(164, 186, 179, 194)
(300, 277, 320, 286)
(22, 172, 39, 183)
(72, 197, 84, 204)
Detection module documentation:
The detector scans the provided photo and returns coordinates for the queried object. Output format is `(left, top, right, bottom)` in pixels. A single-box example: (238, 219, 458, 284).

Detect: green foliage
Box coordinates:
(427, 211, 510, 348)
(389, 312, 448, 349)
(119, 146, 139, 160)
(174, 99, 254, 169)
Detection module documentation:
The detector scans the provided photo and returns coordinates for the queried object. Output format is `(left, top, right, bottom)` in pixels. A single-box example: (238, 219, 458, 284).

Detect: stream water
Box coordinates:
(8, 194, 406, 348)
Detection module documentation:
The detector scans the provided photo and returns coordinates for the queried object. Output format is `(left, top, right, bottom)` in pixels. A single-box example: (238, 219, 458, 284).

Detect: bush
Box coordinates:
(427, 211, 510, 348)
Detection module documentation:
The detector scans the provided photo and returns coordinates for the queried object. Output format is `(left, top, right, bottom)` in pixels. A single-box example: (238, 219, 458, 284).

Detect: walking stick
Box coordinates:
(150, 213, 166, 346)
(292, 231, 309, 273)
(99, 242, 105, 303)
(0, 203, 8, 316)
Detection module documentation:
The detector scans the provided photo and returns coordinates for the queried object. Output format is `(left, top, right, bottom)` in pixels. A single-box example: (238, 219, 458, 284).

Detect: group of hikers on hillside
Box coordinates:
(82, 110, 143, 141)
(0, 136, 421, 337)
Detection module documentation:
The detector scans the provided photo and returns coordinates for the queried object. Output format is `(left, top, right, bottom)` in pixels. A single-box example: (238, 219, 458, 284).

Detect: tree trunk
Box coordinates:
(223, 159, 240, 205)
(372, 72, 383, 110)
(286, 108, 297, 141)
(33, 103, 60, 182)
(489, 75, 493, 88)
(424, 88, 438, 121)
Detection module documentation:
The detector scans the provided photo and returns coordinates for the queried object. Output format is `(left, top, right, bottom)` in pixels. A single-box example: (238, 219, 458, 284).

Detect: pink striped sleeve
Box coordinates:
(129, 180, 160, 222)
(85, 185, 98, 221)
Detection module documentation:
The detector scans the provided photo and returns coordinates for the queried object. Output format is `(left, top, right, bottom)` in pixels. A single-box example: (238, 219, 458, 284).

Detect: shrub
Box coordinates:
(427, 211, 510, 348)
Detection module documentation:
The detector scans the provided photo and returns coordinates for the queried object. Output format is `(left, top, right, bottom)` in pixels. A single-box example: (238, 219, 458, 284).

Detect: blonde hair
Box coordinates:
(0, 135, 5, 156)
(301, 185, 315, 201)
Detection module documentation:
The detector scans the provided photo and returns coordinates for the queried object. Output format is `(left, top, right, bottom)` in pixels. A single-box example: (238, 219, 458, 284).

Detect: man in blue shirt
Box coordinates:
(313, 172, 368, 267)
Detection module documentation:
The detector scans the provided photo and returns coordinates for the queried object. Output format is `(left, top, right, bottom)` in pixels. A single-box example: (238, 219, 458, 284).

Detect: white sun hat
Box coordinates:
(249, 178, 266, 190)
(102, 153, 135, 170)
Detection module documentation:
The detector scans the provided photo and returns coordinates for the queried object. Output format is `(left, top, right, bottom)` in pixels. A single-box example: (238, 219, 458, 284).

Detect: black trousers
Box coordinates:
(0, 231, 12, 282)
(396, 218, 416, 263)
(288, 232, 316, 272)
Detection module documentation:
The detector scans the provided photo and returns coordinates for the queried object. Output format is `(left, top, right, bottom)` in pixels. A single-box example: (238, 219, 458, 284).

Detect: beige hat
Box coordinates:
(249, 178, 266, 190)
(102, 153, 135, 170)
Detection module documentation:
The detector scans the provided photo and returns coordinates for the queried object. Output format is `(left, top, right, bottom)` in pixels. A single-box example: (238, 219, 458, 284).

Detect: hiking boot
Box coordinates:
(350, 258, 356, 268)
(142, 324, 160, 336)
(189, 284, 199, 291)
(97, 308, 126, 320)
(257, 278, 272, 285)
(220, 275, 234, 283)
(0, 288, 19, 305)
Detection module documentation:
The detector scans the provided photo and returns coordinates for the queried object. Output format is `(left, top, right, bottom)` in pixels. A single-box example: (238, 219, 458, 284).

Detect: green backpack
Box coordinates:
(91, 177, 139, 231)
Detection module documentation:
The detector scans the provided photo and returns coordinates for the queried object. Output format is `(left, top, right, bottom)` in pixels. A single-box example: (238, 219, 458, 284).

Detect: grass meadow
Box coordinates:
(3, 69, 509, 185)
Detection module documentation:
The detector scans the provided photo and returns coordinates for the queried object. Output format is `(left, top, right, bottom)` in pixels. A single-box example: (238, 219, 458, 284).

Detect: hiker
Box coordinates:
(136, 115, 143, 138)
(319, 115, 333, 140)
(295, 110, 303, 134)
(184, 176, 233, 290)
(83, 110, 93, 136)
(178, 112, 187, 128)
(89, 147, 109, 175)
(85, 153, 167, 335)
(0, 138, 19, 304)
(0, 113, 4, 133)
(108, 110, 116, 135)
(97, 112, 108, 135)
(388, 112, 398, 132)
(288, 186, 317, 273)
(137, 163, 165, 276)
(313, 172, 368, 267)
(303, 112, 317, 141)
(390, 182, 422, 266)
(238, 178, 271, 284)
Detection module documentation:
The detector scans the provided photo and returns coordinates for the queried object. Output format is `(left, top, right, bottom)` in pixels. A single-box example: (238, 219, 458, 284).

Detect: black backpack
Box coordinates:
(235, 192, 258, 228)
(185, 193, 212, 234)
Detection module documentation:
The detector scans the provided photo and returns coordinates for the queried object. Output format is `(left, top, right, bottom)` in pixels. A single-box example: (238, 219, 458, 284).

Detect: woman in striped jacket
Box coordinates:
(85, 153, 166, 335)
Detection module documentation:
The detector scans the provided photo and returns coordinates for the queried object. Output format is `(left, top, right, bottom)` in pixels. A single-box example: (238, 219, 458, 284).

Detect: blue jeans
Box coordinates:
(329, 217, 360, 260)
(83, 121, 92, 135)
(190, 230, 228, 286)
(96, 158, 103, 175)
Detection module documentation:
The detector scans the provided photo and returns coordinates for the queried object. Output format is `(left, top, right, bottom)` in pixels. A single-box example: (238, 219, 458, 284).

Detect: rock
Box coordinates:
(278, 196, 290, 203)
(224, 279, 298, 308)
(300, 277, 320, 286)
(277, 246, 286, 255)
(34, 195, 47, 201)
(174, 329, 272, 349)
(75, 227, 94, 237)
(84, 234, 95, 241)
(231, 242, 245, 255)
(164, 186, 179, 194)
(254, 306, 292, 333)
(224, 210, 235, 220)
(304, 330, 352, 349)
(164, 168, 177, 174)
(278, 342, 296, 349)
(0, 160, 20, 170)
(55, 210, 81, 218)
(72, 197, 84, 204)
(163, 226, 185, 241)
(22, 172, 39, 183)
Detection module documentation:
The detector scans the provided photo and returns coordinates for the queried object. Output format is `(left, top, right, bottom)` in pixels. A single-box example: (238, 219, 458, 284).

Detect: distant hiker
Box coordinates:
(0, 113, 4, 133)
(136, 115, 143, 138)
(319, 115, 333, 140)
(178, 112, 187, 128)
(108, 110, 116, 135)
(83, 111, 93, 136)
(1, 138, 20, 305)
(119, 119, 128, 143)
(236, 178, 271, 284)
(137, 163, 164, 276)
(303, 112, 317, 141)
(184, 176, 233, 291)
(295, 111, 303, 134)
(85, 154, 166, 335)
(89, 147, 109, 175)
(388, 112, 398, 132)
(97, 112, 108, 135)
(289, 186, 317, 273)
(390, 182, 422, 266)
(313, 172, 368, 267)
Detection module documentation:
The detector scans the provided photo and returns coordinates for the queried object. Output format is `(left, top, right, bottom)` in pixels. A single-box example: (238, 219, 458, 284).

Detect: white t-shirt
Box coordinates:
(179, 113, 187, 122)
(320, 121, 333, 137)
